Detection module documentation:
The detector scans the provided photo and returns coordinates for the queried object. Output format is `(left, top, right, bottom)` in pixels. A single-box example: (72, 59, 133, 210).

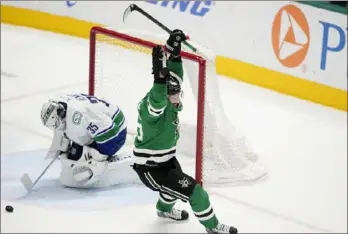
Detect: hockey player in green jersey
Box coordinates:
(132, 29, 238, 234)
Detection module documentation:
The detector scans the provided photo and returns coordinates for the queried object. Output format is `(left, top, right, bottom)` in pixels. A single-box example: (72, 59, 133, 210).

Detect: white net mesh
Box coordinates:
(91, 27, 267, 185)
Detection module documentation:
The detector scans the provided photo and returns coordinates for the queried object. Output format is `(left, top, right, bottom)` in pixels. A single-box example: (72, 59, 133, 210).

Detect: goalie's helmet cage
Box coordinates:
(41, 101, 66, 130)
(89, 26, 267, 186)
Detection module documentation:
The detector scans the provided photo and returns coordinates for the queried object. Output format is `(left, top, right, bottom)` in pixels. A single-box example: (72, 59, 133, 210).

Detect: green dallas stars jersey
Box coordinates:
(132, 58, 184, 165)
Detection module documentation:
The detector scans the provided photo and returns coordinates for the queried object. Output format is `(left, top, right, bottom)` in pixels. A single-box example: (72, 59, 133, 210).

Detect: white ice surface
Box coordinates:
(1, 24, 347, 233)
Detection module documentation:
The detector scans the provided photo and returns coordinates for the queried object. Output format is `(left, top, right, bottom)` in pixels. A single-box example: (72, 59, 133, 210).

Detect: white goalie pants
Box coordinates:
(59, 152, 141, 188)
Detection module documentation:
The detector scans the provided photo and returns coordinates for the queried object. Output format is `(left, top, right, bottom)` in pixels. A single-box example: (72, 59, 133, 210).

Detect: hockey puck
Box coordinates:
(5, 205, 13, 213)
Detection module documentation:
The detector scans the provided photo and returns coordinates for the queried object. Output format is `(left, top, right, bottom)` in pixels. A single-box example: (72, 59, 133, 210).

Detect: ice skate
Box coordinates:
(206, 223, 238, 234)
(157, 208, 189, 221)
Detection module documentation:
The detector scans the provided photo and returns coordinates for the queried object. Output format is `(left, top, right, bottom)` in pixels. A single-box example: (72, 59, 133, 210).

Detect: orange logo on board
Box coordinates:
(272, 5, 310, 68)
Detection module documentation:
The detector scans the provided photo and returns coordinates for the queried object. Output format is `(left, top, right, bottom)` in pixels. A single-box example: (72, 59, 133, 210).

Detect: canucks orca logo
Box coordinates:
(72, 111, 83, 125)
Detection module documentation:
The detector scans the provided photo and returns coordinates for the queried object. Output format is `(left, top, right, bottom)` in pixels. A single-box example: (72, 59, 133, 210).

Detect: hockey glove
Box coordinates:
(82, 146, 109, 162)
(152, 45, 169, 82)
(165, 29, 187, 57)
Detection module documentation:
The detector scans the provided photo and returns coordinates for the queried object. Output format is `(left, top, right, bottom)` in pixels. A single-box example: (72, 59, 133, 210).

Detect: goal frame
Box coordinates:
(89, 26, 207, 185)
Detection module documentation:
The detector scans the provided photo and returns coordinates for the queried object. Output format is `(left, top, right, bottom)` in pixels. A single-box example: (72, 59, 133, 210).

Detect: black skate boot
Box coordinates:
(206, 223, 238, 234)
(157, 208, 189, 221)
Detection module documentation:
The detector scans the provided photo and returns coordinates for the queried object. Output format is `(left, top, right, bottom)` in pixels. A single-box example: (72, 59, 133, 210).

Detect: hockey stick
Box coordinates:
(20, 151, 60, 194)
(123, 4, 197, 52)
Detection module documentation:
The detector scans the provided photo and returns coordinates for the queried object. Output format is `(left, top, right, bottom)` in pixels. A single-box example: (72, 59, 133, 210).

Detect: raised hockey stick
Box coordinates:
(20, 151, 60, 194)
(123, 4, 197, 52)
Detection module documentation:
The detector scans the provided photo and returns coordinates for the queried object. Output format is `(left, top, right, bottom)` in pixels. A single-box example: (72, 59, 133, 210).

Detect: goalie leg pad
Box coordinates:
(72, 166, 93, 184)
(103, 152, 141, 185)
(59, 153, 108, 188)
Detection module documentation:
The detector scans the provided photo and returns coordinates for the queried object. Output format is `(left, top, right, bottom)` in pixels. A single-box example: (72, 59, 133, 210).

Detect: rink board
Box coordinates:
(1, 4, 346, 111)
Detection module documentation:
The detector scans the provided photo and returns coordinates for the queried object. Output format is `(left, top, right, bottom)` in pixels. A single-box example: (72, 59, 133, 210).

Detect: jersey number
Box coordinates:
(136, 123, 143, 142)
(87, 123, 99, 134)
(72, 94, 110, 107)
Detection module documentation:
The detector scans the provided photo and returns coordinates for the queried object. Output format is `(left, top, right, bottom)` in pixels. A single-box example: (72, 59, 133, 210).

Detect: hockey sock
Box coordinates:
(189, 184, 218, 229)
(156, 192, 177, 212)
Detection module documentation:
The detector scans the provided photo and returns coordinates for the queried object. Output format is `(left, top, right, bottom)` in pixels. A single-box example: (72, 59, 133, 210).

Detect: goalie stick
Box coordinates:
(123, 4, 197, 52)
(20, 151, 60, 194)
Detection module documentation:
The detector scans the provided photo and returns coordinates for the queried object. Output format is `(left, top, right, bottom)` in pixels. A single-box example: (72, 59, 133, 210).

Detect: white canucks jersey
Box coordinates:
(52, 93, 127, 156)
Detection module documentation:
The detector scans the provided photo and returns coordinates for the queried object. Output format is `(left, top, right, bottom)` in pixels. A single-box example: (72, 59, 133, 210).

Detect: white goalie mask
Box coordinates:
(41, 101, 67, 130)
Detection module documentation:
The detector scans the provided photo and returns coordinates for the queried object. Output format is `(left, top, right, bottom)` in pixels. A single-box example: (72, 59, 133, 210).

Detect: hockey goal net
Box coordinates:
(89, 26, 267, 186)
